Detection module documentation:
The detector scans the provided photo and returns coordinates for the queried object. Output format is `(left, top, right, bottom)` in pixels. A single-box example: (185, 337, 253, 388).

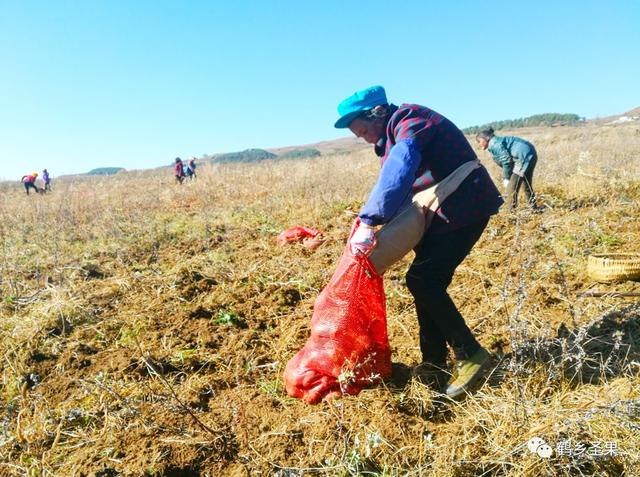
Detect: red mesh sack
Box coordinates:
(277, 226, 321, 246)
(284, 221, 391, 404)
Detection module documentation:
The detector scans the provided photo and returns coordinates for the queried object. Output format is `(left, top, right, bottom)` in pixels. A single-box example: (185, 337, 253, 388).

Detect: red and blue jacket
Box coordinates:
(359, 104, 503, 234)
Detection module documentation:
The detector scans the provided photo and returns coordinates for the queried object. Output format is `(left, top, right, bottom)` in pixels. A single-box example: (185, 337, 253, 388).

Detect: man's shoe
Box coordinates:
(412, 362, 449, 391)
(446, 347, 492, 400)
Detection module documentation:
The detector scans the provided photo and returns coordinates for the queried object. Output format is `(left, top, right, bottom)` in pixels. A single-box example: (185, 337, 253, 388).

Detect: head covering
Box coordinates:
(32, 172, 38, 177)
(334, 85, 388, 129)
(476, 127, 495, 140)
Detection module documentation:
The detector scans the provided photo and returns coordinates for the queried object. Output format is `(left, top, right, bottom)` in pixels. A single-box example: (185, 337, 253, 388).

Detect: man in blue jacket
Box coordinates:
(335, 85, 503, 399)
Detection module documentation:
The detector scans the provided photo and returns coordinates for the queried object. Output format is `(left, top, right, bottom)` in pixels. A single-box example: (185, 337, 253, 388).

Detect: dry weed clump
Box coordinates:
(0, 122, 639, 476)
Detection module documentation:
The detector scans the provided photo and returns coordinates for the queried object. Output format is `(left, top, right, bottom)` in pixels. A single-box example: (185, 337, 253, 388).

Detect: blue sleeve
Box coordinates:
(359, 138, 422, 226)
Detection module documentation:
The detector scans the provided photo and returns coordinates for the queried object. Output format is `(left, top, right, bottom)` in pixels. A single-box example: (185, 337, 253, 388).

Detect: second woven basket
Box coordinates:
(587, 253, 640, 282)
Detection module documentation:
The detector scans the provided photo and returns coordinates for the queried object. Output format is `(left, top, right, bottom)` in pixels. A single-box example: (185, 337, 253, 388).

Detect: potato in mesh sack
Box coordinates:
(284, 223, 391, 404)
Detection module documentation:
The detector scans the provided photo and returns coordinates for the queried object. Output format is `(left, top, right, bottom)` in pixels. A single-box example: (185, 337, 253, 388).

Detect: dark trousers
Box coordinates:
(406, 217, 489, 363)
(506, 157, 537, 209)
(24, 182, 39, 194)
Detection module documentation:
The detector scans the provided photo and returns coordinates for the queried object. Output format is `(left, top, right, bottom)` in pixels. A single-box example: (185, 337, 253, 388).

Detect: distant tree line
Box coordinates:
(278, 148, 322, 159)
(214, 148, 278, 164)
(463, 113, 584, 134)
(87, 167, 125, 176)
(201, 147, 322, 165)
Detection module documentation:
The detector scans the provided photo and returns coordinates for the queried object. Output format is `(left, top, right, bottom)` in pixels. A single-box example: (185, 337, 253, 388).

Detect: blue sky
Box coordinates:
(1, 0, 638, 179)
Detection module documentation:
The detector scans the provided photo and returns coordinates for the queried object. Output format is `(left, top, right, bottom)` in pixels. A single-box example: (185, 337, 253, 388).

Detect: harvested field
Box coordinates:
(1, 121, 639, 476)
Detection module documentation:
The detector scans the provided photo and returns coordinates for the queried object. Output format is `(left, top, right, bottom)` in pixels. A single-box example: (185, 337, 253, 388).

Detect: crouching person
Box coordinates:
(476, 128, 541, 211)
(21, 172, 40, 195)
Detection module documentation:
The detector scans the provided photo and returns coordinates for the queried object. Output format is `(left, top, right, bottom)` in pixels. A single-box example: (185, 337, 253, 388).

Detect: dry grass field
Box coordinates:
(1, 120, 639, 476)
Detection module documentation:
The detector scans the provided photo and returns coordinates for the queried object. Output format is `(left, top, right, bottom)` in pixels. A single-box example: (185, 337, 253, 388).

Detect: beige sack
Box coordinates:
(369, 160, 481, 275)
(369, 202, 425, 275)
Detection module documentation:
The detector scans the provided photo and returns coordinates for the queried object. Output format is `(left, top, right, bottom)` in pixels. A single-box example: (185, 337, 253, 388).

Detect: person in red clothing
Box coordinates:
(21, 172, 40, 195)
(174, 158, 185, 184)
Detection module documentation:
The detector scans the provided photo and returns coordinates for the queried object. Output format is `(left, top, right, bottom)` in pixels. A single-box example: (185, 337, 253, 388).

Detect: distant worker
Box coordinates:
(476, 128, 540, 211)
(42, 168, 52, 191)
(187, 156, 197, 180)
(174, 157, 185, 184)
(21, 172, 40, 195)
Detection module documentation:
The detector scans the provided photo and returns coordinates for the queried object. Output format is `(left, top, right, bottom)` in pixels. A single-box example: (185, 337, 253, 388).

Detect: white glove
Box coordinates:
(350, 223, 375, 255)
(503, 179, 510, 188)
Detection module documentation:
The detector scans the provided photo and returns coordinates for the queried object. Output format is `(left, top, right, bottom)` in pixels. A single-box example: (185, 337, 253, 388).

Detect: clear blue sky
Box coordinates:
(1, 0, 638, 179)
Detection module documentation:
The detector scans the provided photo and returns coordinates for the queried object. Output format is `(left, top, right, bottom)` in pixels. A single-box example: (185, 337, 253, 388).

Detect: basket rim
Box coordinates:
(587, 252, 640, 282)
(588, 253, 640, 259)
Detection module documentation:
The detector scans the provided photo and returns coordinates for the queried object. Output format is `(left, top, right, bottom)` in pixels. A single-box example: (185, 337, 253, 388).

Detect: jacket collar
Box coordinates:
(374, 104, 399, 157)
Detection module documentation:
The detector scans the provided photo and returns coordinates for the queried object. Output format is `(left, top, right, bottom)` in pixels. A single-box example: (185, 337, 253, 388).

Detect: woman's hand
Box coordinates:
(350, 223, 375, 255)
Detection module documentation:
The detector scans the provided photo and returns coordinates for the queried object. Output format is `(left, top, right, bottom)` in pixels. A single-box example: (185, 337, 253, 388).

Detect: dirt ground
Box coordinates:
(1, 121, 639, 476)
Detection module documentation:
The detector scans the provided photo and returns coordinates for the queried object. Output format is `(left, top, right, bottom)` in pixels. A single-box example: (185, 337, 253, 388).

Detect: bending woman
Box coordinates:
(336, 85, 503, 398)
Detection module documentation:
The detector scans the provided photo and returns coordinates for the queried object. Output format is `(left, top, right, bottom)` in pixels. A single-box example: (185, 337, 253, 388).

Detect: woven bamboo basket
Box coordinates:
(587, 253, 640, 282)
